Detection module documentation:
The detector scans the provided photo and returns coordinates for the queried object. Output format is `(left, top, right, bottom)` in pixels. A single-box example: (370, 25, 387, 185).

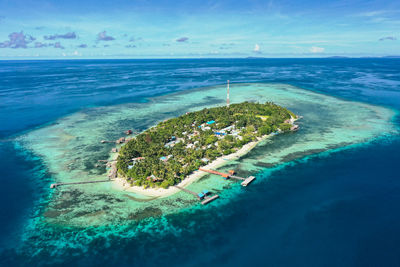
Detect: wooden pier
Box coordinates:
(198, 168, 256, 187)
(173, 185, 219, 205)
(173, 185, 201, 199)
(50, 179, 111, 189)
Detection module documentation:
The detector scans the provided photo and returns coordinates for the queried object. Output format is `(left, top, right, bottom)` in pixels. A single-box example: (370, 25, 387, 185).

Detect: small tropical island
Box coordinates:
(116, 101, 299, 190)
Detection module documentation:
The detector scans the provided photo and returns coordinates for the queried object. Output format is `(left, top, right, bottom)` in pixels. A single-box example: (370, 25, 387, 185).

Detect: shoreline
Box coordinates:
(112, 133, 272, 198)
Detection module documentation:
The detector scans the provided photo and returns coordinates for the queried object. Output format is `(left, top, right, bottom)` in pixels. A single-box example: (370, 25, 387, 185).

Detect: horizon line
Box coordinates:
(1, 55, 400, 61)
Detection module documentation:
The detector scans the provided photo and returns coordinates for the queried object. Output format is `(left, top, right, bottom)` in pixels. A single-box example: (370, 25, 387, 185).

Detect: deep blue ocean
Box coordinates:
(1, 58, 400, 266)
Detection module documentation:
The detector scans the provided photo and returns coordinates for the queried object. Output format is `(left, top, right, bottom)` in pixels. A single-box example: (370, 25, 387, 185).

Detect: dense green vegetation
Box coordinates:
(117, 102, 296, 188)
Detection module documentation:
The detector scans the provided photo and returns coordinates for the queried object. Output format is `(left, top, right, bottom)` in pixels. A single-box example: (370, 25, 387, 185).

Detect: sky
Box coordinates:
(0, 0, 399, 58)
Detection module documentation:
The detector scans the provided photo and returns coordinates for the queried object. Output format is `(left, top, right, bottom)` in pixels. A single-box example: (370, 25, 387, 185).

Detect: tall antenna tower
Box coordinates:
(227, 80, 230, 107)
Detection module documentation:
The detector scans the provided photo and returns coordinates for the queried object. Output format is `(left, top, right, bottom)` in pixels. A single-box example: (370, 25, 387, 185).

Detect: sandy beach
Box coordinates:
(112, 134, 271, 198)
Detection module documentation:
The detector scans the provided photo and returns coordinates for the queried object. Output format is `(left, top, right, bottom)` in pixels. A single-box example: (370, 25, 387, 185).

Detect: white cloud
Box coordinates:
(253, 43, 260, 52)
(309, 46, 325, 53)
(357, 10, 388, 17)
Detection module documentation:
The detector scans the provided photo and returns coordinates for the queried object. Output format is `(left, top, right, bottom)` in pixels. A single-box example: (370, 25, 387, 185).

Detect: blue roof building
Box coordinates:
(206, 120, 215, 125)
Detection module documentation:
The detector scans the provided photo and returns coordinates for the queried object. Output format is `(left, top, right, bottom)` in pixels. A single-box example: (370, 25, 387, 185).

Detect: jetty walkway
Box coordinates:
(50, 179, 112, 189)
(198, 168, 256, 186)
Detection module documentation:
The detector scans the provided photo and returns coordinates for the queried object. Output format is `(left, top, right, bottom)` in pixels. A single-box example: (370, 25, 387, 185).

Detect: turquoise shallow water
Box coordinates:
(1, 59, 400, 266)
(17, 83, 396, 228)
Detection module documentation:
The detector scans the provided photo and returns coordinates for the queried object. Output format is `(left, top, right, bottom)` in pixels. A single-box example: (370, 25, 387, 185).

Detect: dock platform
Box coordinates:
(201, 195, 219, 205)
(240, 176, 256, 186)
